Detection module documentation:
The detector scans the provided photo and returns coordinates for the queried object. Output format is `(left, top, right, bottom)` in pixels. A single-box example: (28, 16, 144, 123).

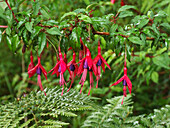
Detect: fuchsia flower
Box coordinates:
(110, 62, 132, 104)
(121, 0, 125, 6)
(49, 48, 69, 96)
(28, 51, 34, 72)
(67, 50, 78, 92)
(93, 40, 111, 88)
(111, 0, 116, 4)
(28, 55, 47, 96)
(79, 37, 87, 60)
(78, 48, 97, 95)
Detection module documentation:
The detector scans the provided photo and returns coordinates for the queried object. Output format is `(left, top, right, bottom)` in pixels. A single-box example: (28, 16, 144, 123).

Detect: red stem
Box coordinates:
(0, 25, 8, 28)
(5, 0, 19, 23)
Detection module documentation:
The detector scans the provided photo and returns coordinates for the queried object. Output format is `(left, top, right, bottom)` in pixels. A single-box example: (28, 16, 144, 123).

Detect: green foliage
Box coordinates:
(82, 95, 170, 128)
(0, 87, 97, 128)
(0, 0, 169, 127)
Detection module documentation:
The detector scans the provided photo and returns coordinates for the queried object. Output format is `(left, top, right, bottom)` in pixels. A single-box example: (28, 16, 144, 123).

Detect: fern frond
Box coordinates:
(0, 87, 97, 127)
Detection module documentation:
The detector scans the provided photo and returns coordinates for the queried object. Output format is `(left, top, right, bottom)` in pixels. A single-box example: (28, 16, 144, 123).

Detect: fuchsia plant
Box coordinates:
(93, 40, 111, 88)
(110, 52, 132, 104)
(28, 55, 47, 96)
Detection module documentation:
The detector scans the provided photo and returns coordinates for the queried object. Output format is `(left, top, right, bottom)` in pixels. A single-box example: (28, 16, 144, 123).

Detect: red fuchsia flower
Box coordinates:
(79, 37, 87, 60)
(67, 50, 78, 92)
(121, 0, 125, 6)
(111, 0, 116, 4)
(77, 48, 97, 95)
(28, 51, 34, 72)
(28, 56, 47, 96)
(110, 61, 132, 104)
(93, 40, 111, 88)
(48, 48, 69, 96)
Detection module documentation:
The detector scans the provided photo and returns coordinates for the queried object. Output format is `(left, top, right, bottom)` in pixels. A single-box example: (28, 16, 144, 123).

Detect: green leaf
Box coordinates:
(12, 34, 20, 52)
(154, 11, 167, 18)
(46, 27, 61, 35)
(17, 20, 25, 29)
(79, 14, 92, 23)
(6, 27, 11, 36)
(31, 26, 42, 39)
(25, 22, 33, 33)
(128, 36, 143, 45)
(110, 24, 118, 34)
(151, 71, 159, 83)
(40, 5, 50, 19)
(60, 12, 76, 21)
(86, 3, 99, 11)
(153, 53, 170, 69)
(138, 19, 149, 29)
(119, 11, 134, 18)
(38, 33, 46, 56)
(33, 1, 40, 15)
(84, 0, 90, 5)
(118, 5, 137, 13)
(160, 23, 170, 30)
(6, 36, 12, 50)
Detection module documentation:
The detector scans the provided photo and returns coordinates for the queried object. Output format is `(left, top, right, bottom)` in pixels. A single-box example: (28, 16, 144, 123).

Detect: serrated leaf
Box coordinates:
(33, 1, 40, 15)
(118, 5, 137, 13)
(6, 27, 11, 36)
(46, 27, 61, 35)
(6, 36, 12, 50)
(138, 19, 149, 29)
(154, 11, 167, 18)
(153, 53, 170, 69)
(160, 23, 170, 30)
(25, 22, 33, 33)
(17, 20, 25, 29)
(60, 12, 76, 21)
(31, 26, 42, 39)
(128, 36, 143, 45)
(38, 33, 46, 55)
(110, 24, 118, 34)
(79, 14, 92, 23)
(11, 34, 20, 52)
(119, 11, 134, 18)
(151, 71, 159, 83)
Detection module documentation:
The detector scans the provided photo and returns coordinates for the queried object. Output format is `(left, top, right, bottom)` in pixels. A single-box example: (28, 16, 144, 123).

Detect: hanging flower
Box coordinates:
(67, 50, 78, 92)
(28, 56, 47, 95)
(78, 48, 97, 95)
(111, 0, 116, 4)
(79, 37, 87, 60)
(121, 0, 125, 6)
(110, 66, 132, 104)
(49, 49, 69, 96)
(28, 51, 34, 72)
(93, 40, 111, 88)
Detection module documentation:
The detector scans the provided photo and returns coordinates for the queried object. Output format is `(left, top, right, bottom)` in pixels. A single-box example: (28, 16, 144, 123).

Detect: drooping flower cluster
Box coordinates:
(27, 38, 132, 104)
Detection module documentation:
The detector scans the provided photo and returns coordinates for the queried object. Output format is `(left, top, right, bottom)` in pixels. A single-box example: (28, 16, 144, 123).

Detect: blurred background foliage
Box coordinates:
(0, 0, 169, 127)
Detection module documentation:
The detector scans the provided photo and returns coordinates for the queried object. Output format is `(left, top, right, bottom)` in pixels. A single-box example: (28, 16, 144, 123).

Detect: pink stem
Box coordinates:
(0, 25, 8, 28)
